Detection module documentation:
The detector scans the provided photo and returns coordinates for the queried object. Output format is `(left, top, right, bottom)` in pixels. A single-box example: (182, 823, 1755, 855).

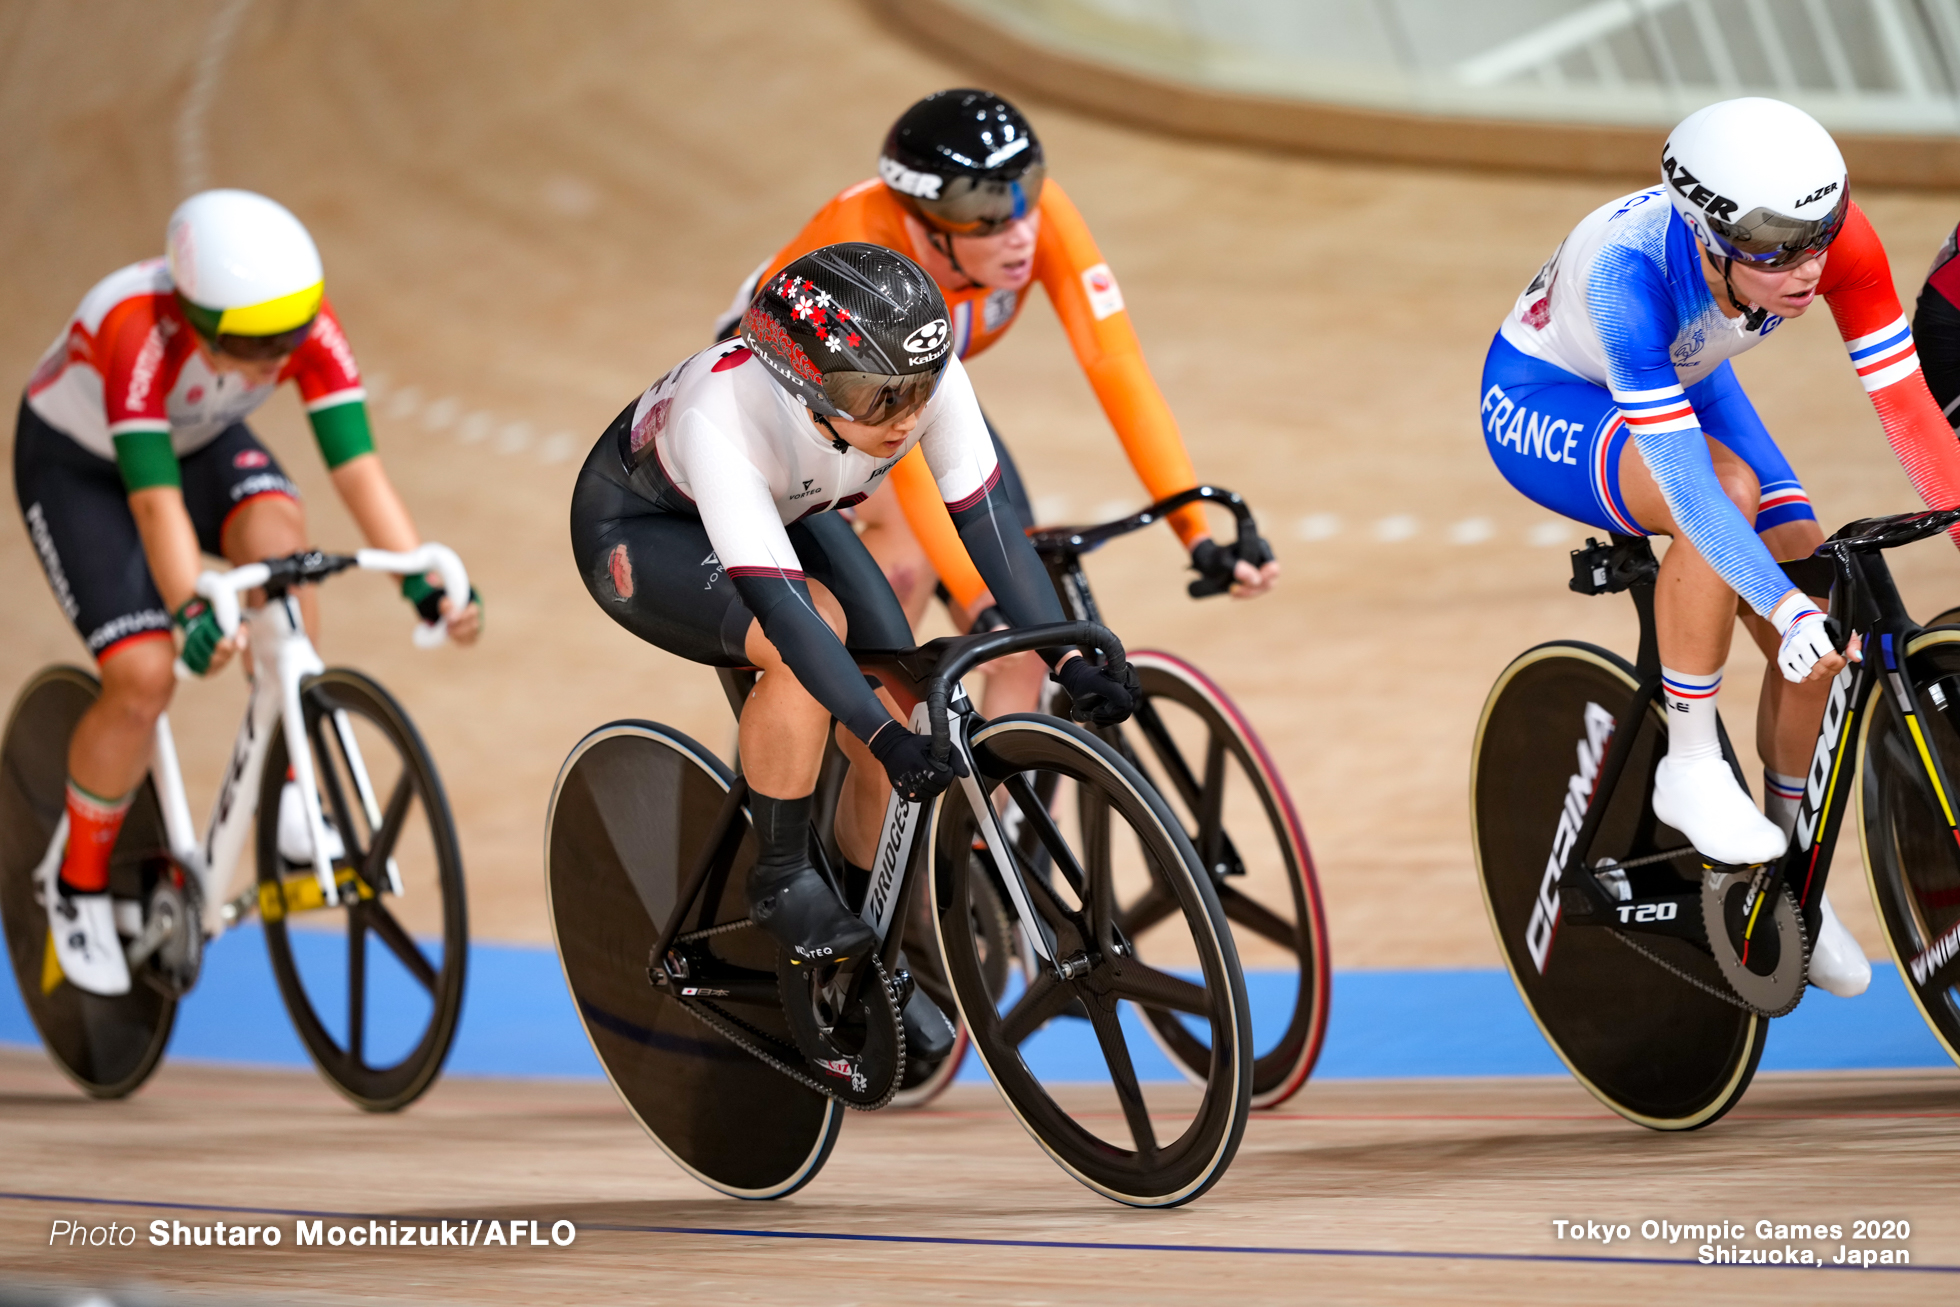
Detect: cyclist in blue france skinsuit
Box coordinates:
(1481, 98, 1960, 999)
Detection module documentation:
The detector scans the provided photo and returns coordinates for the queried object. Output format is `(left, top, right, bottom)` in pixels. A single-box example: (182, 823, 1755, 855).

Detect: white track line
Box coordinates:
(175, 0, 255, 196)
(365, 375, 579, 466)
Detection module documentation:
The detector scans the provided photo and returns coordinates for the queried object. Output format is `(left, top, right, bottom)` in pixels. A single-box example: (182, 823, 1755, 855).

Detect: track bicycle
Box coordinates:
(545, 620, 1252, 1207)
(0, 546, 470, 1109)
(1473, 508, 1960, 1128)
(893, 487, 1328, 1109)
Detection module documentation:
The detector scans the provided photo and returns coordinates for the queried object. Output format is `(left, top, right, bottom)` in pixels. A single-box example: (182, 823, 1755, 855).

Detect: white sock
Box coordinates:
(1763, 769, 1805, 839)
(1661, 666, 1724, 764)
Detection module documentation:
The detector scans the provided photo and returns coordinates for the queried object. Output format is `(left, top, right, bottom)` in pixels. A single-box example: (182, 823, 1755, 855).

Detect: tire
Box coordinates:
(546, 721, 841, 1199)
(0, 666, 176, 1098)
(257, 670, 466, 1112)
(1472, 642, 1766, 1130)
(930, 713, 1251, 1207)
(889, 857, 1012, 1108)
(1859, 628, 1960, 1066)
(1103, 652, 1329, 1109)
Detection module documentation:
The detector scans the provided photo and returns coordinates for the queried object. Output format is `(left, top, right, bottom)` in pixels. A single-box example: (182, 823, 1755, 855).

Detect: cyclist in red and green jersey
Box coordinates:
(15, 189, 480, 996)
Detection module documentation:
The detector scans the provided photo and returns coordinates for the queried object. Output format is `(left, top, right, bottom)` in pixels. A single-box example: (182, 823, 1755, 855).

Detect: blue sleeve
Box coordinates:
(1590, 246, 1794, 620)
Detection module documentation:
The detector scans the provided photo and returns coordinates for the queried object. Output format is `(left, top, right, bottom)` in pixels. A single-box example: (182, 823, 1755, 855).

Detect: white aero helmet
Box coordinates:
(166, 189, 324, 358)
(1662, 97, 1849, 269)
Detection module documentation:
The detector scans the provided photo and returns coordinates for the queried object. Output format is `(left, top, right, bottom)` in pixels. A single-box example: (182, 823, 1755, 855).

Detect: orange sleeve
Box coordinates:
(760, 181, 915, 284)
(1034, 180, 1208, 546)
(890, 445, 990, 612)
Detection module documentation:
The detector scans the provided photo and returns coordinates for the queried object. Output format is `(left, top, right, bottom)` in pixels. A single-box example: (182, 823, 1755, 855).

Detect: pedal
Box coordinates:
(128, 864, 203, 998)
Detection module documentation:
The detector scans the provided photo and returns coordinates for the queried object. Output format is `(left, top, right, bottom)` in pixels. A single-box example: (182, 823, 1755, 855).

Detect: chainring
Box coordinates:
(1702, 870, 1806, 1017)
(131, 861, 203, 999)
(778, 952, 903, 1108)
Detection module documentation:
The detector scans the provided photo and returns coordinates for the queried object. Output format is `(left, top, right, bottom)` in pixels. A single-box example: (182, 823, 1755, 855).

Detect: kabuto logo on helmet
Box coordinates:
(878, 156, 942, 200)
(902, 319, 949, 356)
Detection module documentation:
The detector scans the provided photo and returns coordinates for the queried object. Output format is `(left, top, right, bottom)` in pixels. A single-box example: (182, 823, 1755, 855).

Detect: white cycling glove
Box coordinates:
(1770, 591, 1834, 683)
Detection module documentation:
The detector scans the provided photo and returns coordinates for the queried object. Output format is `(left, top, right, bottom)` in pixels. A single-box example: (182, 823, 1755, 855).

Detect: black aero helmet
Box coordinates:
(879, 89, 1045, 236)
(741, 242, 953, 424)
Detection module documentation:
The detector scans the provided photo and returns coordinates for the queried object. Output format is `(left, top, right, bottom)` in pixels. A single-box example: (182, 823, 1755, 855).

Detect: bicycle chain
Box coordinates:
(671, 955, 904, 1112)
(676, 918, 757, 943)
(1609, 928, 1763, 1014)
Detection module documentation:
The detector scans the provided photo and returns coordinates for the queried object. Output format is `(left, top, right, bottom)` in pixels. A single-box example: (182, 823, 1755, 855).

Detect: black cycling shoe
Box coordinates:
(748, 862, 877, 966)
(895, 952, 956, 1064)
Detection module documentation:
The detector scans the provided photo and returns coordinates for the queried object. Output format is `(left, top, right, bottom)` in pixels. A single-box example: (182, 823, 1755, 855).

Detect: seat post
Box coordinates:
(1605, 533, 1662, 677)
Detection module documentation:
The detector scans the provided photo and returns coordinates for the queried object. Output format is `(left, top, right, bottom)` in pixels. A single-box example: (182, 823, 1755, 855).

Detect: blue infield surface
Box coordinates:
(0, 926, 1950, 1081)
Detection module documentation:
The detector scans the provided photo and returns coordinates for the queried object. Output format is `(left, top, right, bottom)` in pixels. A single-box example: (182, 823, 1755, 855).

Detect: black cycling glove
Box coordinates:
(870, 724, 969, 803)
(1189, 534, 1276, 598)
(1055, 656, 1141, 727)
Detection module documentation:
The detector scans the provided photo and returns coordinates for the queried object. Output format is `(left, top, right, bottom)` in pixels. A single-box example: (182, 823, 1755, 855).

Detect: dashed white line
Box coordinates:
(1373, 514, 1419, 543)
(1526, 520, 1572, 547)
(1295, 513, 1342, 541)
(364, 375, 577, 468)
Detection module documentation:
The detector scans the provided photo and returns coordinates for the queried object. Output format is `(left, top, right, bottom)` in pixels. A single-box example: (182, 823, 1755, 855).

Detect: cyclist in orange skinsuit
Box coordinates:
(717, 90, 1277, 709)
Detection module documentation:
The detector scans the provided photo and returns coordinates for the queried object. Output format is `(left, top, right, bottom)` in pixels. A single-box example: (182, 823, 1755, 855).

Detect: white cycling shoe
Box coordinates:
(277, 781, 346, 866)
(50, 887, 131, 997)
(1808, 893, 1871, 998)
(1652, 755, 1789, 867)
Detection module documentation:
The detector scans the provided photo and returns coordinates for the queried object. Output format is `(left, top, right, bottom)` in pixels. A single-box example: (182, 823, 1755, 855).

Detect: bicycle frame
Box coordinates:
(650, 622, 1122, 998)
(1552, 510, 1960, 962)
(143, 545, 467, 936)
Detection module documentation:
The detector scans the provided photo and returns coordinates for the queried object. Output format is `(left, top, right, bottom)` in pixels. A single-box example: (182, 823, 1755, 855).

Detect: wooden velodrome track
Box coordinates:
(3, 1, 1960, 1301)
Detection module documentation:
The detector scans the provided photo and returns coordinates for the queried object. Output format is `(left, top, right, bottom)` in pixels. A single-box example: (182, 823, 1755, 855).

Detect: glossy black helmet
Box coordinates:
(879, 89, 1045, 236)
(741, 242, 952, 423)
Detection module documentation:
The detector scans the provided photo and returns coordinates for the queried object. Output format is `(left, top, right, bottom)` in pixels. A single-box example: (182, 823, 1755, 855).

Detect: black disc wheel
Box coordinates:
(0, 666, 177, 1098)
(1102, 652, 1329, 1109)
(256, 669, 466, 1112)
(930, 714, 1250, 1207)
(546, 721, 841, 1199)
(1860, 629, 1960, 1066)
(1473, 642, 1765, 1130)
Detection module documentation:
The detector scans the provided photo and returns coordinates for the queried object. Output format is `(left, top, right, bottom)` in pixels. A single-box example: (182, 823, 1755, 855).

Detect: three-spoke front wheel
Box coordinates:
(930, 714, 1250, 1208)
(256, 669, 467, 1111)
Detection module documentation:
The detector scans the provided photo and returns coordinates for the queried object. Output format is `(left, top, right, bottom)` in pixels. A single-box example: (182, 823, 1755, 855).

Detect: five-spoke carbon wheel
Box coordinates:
(1103, 652, 1328, 1108)
(257, 669, 466, 1111)
(0, 667, 178, 1098)
(1473, 641, 1765, 1130)
(1861, 628, 1960, 1067)
(930, 713, 1250, 1207)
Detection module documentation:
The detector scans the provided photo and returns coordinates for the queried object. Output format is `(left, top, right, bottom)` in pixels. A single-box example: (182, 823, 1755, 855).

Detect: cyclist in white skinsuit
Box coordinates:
(570, 244, 1138, 1069)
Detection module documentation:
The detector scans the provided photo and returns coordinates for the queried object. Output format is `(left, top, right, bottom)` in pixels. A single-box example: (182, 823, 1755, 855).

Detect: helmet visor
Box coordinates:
(916, 163, 1047, 236)
(1709, 191, 1849, 268)
(208, 320, 316, 361)
(821, 367, 944, 424)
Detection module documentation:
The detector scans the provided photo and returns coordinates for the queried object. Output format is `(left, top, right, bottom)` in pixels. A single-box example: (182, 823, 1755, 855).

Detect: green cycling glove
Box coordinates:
(173, 597, 223, 676)
(401, 573, 483, 630)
